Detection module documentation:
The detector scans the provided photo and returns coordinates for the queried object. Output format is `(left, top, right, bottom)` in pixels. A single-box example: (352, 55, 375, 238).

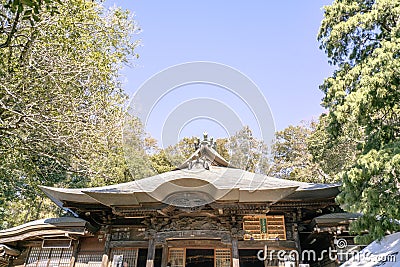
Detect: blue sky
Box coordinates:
(107, 1, 334, 147)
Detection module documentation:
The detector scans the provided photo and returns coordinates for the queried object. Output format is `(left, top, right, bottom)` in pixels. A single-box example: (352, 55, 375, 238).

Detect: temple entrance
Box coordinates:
(185, 249, 214, 267)
(168, 247, 231, 267)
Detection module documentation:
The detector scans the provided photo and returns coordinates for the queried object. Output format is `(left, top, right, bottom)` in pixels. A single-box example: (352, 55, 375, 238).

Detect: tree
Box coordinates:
(308, 114, 360, 179)
(149, 137, 198, 174)
(123, 117, 160, 180)
(1, 0, 60, 49)
(317, 0, 400, 243)
(225, 126, 270, 174)
(149, 149, 176, 174)
(215, 138, 230, 161)
(270, 122, 333, 183)
(0, 0, 140, 228)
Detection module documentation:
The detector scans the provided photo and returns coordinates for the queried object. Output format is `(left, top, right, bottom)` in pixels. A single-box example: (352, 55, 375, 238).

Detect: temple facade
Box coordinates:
(0, 135, 360, 267)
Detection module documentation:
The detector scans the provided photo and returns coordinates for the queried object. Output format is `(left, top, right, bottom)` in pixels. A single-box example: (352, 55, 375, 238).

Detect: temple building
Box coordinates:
(0, 134, 360, 267)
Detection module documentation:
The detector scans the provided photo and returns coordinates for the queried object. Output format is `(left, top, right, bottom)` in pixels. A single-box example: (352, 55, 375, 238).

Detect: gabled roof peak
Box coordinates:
(178, 133, 230, 170)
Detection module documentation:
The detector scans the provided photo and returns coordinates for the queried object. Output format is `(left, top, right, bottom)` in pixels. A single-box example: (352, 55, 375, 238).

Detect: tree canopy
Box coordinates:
(1, 0, 60, 49)
(317, 0, 400, 243)
(226, 126, 270, 174)
(0, 0, 140, 228)
(270, 122, 334, 183)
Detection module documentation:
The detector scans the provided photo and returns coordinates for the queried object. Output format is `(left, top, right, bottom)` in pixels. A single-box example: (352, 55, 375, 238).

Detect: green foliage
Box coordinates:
(225, 126, 270, 174)
(122, 117, 158, 182)
(1, 0, 60, 49)
(337, 142, 400, 243)
(149, 137, 200, 173)
(215, 138, 230, 161)
(317, 0, 400, 243)
(270, 122, 333, 183)
(149, 149, 176, 174)
(165, 137, 198, 166)
(0, 0, 140, 228)
(308, 115, 360, 179)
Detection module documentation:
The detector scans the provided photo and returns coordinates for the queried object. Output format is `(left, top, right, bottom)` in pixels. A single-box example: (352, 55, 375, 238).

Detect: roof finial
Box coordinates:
(203, 131, 208, 140)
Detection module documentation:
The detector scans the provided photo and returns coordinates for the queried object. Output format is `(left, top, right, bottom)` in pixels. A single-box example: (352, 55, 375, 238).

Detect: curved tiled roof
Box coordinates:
(0, 217, 96, 243)
(40, 138, 339, 210)
(40, 165, 339, 209)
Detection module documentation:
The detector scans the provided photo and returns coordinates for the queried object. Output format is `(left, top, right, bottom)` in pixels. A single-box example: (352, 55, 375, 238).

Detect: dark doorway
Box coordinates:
(137, 248, 148, 267)
(137, 248, 162, 267)
(185, 249, 214, 267)
(154, 248, 162, 267)
(239, 249, 264, 267)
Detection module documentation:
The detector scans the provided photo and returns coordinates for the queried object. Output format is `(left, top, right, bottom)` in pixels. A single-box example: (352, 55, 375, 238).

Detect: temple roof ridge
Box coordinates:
(177, 132, 231, 170)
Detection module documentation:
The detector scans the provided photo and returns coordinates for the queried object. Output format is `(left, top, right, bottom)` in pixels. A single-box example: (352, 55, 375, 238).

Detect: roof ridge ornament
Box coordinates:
(188, 156, 210, 170)
(188, 132, 216, 170)
(180, 132, 229, 170)
(194, 131, 217, 150)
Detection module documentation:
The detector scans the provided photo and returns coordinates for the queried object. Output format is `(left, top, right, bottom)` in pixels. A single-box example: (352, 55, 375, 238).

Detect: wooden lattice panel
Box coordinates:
(168, 248, 185, 267)
(266, 215, 286, 240)
(0, 259, 8, 267)
(59, 248, 73, 267)
(243, 215, 286, 240)
(215, 249, 231, 267)
(109, 248, 138, 267)
(36, 248, 51, 267)
(48, 249, 62, 267)
(25, 247, 73, 267)
(75, 252, 103, 267)
(26, 247, 41, 267)
(243, 216, 263, 240)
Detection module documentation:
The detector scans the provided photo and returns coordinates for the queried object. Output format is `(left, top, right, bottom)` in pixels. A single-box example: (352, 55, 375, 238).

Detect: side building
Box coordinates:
(0, 135, 360, 267)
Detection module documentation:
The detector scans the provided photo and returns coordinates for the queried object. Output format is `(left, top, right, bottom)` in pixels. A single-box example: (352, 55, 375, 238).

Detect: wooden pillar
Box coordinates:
(293, 223, 301, 251)
(232, 238, 239, 267)
(70, 240, 80, 267)
(102, 227, 111, 267)
(146, 237, 156, 267)
(161, 243, 168, 267)
(292, 223, 303, 266)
